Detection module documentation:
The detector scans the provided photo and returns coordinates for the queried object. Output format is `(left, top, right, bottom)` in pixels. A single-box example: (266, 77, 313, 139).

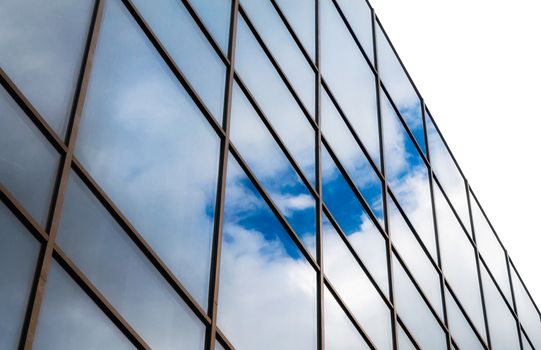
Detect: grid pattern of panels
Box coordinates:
(0, 0, 539, 349)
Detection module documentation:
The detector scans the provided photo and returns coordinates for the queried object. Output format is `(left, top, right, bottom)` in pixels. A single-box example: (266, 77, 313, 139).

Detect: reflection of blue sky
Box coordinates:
(188, 0, 231, 54)
(219, 154, 317, 350)
(0, 202, 40, 350)
(75, 0, 220, 310)
(274, 0, 315, 61)
(231, 82, 316, 256)
(0, 0, 93, 137)
(335, 0, 374, 64)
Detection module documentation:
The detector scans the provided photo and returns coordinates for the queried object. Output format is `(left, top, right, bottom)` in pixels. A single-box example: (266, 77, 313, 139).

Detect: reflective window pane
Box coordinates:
(434, 185, 486, 340)
(321, 88, 383, 221)
(215, 342, 226, 350)
(218, 155, 317, 350)
(0, 0, 94, 137)
(393, 255, 447, 350)
(235, 15, 315, 184)
(335, 0, 374, 64)
(189, 0, 231, 53)
(471, 193, 512, 302)
(322, 147, 388, 294)
(132, 0, 227, 120)
(397, 323, 417, 350)
(323, 214, 392, 350)
(445, 288, 485, 350)
(510, 266, 541, 348)
(0, 84, 60, 226)
(33, 262, 135, 350)
(230, 83, 316, 256)
(324, 286, 370, 350)
(274, 0, 315, 60)
(381, 91, 436, 258)
(426, 115, 469, 232)
(321, 0, 380, 166)
(387, 195, 443, 318)
(57, 173, 206, 349)
(75, 0, 221, 309)
(481, 265, 520, 350)
(376, 23, 425, 153)
(0, 202, 41, 350)
(523, 331, 535, 350)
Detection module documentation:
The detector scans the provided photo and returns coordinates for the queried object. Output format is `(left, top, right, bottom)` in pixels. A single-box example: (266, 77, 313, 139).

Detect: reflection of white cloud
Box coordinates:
(273, 193, 314, 216)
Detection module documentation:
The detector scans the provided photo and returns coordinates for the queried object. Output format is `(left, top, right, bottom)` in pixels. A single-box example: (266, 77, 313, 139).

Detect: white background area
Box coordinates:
(370, 0, 541, 306)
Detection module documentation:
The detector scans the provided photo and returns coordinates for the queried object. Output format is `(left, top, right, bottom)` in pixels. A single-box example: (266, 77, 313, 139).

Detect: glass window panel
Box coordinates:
(393, 255, 447, 350)
(235, 15, 315, 184)
(274, 0, 315, 60)
(215, 342, 226, 350)
(471, 193, 512, 302)
(324, 287, 370, 350)
(0, 84, 60, 226)
(523, 331, 535, 350)
(33, 262, 135, 350)
(426, 115, 469, 232)
(510, 267, 541, 348)
(132, 0, 227, 121)
(0, 0, 93, 137)
(57, 173, 206, 350)
(0, 202, 41, 350)
(435, 185, 486, 340)
(397, 324, 417, 350)
(445, 288, 485, 350)
(381, 91, 436, 258)
(322, 147, 388, 294)
(387, 195, 443, 318)
(481, 265, 520, 350)
(321, 88, 383, 221)
(190, 0, 231, 53)
(218, 155, 317, 350)
(230, 82, 316, 256)
(376, 23, 425, 153)
(335, 0, 374, 64)
(321, 0, 380, 166)
(323, 214, 392, 350)
(75, 0, 221, 309)
(241, 0, 315, 117)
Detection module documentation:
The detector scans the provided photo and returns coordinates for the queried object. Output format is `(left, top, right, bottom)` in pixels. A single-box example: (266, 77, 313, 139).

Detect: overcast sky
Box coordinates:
(369, 0, 541, 307)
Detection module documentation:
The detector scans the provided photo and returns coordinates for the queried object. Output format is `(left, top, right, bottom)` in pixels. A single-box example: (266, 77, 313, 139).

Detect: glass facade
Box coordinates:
(0, 0, 538, 349)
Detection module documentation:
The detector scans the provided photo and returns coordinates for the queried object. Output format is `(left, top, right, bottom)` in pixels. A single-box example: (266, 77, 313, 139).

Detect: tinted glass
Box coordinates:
(75, 0, 221, 309)
(434, 185, 486, 340)
(445, 288, 485, 350)
(322, 147, 388, 294)
(0, 202, 41, 350)
(321, 0, 380, 166)
(321, 88, 383, 221)
(0, 0, 93, 137)
(324, 287, 370, 350)
(335, 0, 374, 64)
(510, 266, 541, 348)
(132, 0, 227, 121)
(426, 115, 469, 232)
(387, 195, 443, 318)
(381, 90, 436, 258)
(481, 265, 520, 350)
(323, 215, 392, 350)
(190, 0, 231, 53)
(235, 15, 315, 184)
(218, 155, 317, 350)
(57, 173, 206, 349)
(376, 23, 425, 153)
(393, 255, 447, 350)
(274, 0, 315, 60)
(33, 262, 135, 350)
(242, 0, 315, 117)
(230, 83, 316, 256)
(0, 84, 60, 226)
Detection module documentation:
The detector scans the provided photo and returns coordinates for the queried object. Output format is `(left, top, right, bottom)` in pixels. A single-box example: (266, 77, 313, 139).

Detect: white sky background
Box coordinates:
(369, 0, 541, 306)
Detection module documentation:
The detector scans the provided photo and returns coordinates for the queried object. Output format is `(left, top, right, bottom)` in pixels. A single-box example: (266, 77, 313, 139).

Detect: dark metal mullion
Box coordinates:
(53, 247, 149, 349)
(507, 252, 525, 350)
(238, 4, 316, 127)
(509, 258, 541, 318)
(19, 0, 105, 348)
(321, 203, 392, 309)
(396, 316, 421, 350)
(519, 323, 536, 350)
(71, 159, 211, 326)
(323, 277, 377, 350)
(0, 69, 67, 154)
(206, 0, 238, 348)
(216, 328, 237, 350)
(233, 74, 318, 199)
